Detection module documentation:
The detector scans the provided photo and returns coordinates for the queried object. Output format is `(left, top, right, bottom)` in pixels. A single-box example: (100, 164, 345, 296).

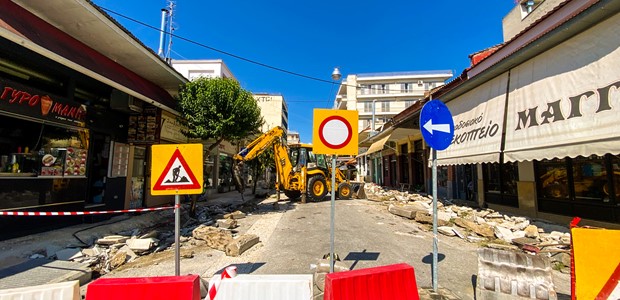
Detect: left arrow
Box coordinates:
(423, 119, 451, 135)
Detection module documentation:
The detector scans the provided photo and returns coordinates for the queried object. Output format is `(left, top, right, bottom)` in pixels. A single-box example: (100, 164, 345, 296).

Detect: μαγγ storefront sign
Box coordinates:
(0, 77, 86, 127)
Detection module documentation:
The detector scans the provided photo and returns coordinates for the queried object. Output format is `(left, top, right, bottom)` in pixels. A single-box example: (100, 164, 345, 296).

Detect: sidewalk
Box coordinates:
(0, 189, 257, 290)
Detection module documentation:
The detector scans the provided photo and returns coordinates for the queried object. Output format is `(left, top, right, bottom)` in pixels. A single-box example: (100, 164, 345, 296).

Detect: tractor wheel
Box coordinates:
(284, 190, 301, 201)
(308, 175, 328, 201)
(337, 182, 352, 200)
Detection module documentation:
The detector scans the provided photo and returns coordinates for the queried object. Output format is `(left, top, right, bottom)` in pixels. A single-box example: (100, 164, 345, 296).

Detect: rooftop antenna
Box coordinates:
(157, 0, 176, 63)
(164, 0, 176, 63)
(157, 7, 168, 57)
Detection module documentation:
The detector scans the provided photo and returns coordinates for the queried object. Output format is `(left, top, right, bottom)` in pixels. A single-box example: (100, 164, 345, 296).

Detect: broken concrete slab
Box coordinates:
(96, 235, 129, 245)
(454, 218, 494, 238)
(224, 210, 246, 219)
(225, 234, 260, 257)
(108, 251, 127, 269)
(414, 211, 449, 226)
(55, 248, 83, 261)
(387, 204, 416, 219)
(192, 225, 233, 251)
(126, 238, 158, 252)
(438, 226, 456, 236)
(217, 219, 238, 229)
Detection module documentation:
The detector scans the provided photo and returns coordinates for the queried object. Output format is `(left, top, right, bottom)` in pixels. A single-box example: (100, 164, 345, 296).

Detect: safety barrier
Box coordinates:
(323, 263, 419, 300)
(0, 205, 177, 216)
(215, 274, 313, 300)
(85, 275, 200, 300)
(0, 280, 80, 300)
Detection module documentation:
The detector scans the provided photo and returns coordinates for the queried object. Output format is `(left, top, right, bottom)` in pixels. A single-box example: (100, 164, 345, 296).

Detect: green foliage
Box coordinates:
(177, 77, 263, 147)
(247, 146, 275, 193)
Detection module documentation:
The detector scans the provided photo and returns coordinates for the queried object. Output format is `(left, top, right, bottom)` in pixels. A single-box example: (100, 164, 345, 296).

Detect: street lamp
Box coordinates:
(327, 67, 342, 274)
(331, 67, 342, 81)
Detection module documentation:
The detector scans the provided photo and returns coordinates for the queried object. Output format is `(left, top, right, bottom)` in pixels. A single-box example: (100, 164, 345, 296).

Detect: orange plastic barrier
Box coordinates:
(323, 263, 419, 300)
(85, 275, 200, 300)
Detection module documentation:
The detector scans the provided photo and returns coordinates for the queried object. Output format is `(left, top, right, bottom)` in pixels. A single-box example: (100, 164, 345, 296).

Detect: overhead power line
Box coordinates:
(100, 6, 337, 86)
(98, 5, 440, 102)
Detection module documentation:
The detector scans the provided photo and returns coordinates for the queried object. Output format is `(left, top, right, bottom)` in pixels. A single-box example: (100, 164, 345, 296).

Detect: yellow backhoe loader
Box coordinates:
(232, 126, 352, 202)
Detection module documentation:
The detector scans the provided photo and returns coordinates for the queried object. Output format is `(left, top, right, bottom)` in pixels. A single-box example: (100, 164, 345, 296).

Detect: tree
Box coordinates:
(177, 77, 263, 153)
(176, 77, 263, 215)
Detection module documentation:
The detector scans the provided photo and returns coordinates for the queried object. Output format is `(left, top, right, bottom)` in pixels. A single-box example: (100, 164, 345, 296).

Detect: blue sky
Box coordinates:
(93, 0, 516, 143)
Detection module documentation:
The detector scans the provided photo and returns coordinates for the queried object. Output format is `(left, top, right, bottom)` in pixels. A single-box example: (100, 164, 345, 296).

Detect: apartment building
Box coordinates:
(333, 71, 453, 134)
(334, 71, 452, 184)
(253, 93, 289, 133)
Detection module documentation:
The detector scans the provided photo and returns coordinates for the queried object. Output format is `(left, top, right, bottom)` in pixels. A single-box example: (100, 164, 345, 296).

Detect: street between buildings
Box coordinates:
(0, 191, 571, 299)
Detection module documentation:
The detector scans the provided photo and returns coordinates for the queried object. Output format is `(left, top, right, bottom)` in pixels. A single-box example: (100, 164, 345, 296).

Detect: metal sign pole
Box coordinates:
(330, 155, 337, 273)
(432, 149, 438, 291)
(175, 193, 180, 276)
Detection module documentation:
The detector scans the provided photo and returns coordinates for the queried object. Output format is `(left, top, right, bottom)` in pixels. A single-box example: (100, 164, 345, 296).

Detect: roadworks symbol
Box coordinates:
(153, 149, 200, 191)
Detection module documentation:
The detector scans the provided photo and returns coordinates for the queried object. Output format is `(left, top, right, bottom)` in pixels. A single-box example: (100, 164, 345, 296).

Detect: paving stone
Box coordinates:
(225, 234, 259, 257)
(0, 259, 91, 289)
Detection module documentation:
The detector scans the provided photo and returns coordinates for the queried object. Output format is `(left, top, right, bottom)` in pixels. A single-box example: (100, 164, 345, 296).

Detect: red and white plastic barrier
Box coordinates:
(0, 204, 178, 216)
(208, 266, 237, 300)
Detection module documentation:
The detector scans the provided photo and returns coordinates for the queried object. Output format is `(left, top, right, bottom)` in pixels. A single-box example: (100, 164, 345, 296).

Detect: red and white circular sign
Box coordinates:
(318, 116, 352, 149)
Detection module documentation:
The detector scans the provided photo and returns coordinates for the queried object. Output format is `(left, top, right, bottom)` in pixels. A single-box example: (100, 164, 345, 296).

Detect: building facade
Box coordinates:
(334, 71, 452, 134)
(252, 93, 289, 133)
(0, 0, 187, 239)
(376, 0, 620, 228)
(337, 71, 452, 185)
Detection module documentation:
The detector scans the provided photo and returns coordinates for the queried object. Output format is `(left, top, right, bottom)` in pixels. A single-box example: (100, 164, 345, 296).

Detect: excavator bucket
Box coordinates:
(476, 248, 557, 299)
(232, 161, 245, 194)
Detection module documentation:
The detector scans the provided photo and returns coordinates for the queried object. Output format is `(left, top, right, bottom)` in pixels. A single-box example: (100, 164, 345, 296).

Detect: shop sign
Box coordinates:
(160, 110, 189, 143)
(0, 77, 86, 127)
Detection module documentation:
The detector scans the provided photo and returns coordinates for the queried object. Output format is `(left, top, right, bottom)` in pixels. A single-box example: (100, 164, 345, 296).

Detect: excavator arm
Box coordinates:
(232, 126, 287, 194)
(233, 126, 285, 162)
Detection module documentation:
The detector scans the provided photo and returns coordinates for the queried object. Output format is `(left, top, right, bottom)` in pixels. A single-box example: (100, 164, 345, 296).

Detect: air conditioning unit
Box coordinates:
(110, 89, 143, 113)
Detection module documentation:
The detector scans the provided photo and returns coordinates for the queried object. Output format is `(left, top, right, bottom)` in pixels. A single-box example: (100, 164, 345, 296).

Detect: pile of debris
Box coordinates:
(36, 202, 261, 276)
(364, 183, 572, 272)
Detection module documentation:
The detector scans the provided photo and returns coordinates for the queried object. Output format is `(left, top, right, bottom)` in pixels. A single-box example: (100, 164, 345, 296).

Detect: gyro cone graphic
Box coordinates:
(40, 95, 53, 116)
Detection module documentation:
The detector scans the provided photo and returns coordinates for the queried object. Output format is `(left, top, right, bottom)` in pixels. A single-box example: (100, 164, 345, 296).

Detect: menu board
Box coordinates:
(64, 147, 87, 176)
(40, 149, 65, 176)
(109, 142, 130, 178)
(128, 105, 160, 144)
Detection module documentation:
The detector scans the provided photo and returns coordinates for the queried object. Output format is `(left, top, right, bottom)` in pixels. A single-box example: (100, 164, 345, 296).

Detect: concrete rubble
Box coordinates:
(365, 183, 572, 273)
(32, 199, 262, 276)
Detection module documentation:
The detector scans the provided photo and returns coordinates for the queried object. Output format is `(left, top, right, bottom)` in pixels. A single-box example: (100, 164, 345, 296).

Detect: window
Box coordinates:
(364, 102, 373, 112)
(405, 100, 415, 107)
(379, 84, 388, 94)
(535, 155, 620, 222)
(401, 83, 413, 93)
(360, 84, 370, 95)
(483, 161, 519, 207)
(381, 101, 390, 112)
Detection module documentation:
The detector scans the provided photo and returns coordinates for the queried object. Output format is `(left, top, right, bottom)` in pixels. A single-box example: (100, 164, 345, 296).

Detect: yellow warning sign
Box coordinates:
(312, 109, 358, 155)
(572, 226, 620, 299)
(151, 144, 203, 195)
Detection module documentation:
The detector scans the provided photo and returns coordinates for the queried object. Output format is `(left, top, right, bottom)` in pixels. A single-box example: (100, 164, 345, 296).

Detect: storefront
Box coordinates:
(0, 77, 89, 212)
(0, 1, 187, 238)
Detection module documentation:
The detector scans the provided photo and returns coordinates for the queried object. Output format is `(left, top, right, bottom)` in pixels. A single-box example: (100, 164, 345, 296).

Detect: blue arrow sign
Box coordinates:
(420, 100, 454, 150)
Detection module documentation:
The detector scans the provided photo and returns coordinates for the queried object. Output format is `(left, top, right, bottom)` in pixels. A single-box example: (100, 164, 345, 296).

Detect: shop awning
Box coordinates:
(436, 73, 508, 166)
(504, 31, 620, 162)
(365, 134, 391, 155)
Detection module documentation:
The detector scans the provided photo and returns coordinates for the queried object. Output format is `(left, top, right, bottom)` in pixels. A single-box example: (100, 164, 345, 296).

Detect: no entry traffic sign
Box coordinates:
(313, 109, 358, 155)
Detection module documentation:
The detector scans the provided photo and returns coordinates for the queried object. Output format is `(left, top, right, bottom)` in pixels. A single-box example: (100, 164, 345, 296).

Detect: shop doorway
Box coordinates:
(86, 133, 110, 207)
